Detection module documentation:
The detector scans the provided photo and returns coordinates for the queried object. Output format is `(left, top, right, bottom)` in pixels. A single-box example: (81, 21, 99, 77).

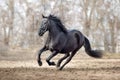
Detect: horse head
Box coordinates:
(38, 14, 49, 36)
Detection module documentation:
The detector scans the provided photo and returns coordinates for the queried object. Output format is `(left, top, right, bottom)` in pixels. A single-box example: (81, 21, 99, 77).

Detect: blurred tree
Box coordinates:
(0, 0, 120, 53)
(1, 0, 15, 46)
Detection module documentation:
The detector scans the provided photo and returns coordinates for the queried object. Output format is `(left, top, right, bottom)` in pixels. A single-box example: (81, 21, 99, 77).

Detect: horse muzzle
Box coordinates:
(38, 32, 43, 36)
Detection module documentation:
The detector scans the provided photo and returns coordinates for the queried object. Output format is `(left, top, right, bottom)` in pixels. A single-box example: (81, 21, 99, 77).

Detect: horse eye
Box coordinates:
(44, 22, 47, 24)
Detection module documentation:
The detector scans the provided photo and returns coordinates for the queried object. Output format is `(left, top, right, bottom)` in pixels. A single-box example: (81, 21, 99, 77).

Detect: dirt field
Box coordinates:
(0, 49, 120, 80)
(0, 59, 120, 80)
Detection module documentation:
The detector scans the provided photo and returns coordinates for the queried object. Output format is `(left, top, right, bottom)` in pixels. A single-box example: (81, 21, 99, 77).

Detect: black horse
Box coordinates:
(37, 14, 102, 70)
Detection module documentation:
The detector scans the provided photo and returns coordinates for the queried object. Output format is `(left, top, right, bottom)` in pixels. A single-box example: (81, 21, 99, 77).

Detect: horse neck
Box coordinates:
(48, 23, 63, 38)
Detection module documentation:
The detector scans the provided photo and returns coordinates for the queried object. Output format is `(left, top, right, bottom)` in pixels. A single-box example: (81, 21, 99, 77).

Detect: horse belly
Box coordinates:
(48, 38, 67, 52)
(60, 39, 78, 53)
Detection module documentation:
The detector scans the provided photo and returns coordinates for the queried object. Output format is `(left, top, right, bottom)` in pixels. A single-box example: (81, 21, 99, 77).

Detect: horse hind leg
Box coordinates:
(46, 51, 58, 66)
(56, 53, 70, 68)
(58, 50, 77, 70)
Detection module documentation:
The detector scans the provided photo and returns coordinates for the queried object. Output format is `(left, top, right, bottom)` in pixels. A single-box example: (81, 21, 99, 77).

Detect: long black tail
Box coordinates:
(84, 37, 102, 58)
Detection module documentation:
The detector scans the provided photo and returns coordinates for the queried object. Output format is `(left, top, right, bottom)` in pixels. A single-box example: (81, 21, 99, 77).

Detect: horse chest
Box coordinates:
(48, 37, 67, 52)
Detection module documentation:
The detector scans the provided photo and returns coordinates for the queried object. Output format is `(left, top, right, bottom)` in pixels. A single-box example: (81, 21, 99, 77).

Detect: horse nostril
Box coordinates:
(38, 31, 43, 36)
(38, 31, 41, 36)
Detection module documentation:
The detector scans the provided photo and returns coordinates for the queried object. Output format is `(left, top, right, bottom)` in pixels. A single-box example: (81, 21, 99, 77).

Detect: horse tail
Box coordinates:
(84, 37, 102, 58)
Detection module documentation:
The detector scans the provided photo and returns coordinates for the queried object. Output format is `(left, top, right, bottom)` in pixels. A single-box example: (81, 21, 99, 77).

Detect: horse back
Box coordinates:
(60, 30, 84, 53)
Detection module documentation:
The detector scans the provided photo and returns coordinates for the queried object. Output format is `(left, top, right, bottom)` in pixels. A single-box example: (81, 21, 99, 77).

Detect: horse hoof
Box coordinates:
(58, 67, 63, 70)
(51, 62, 56, 65)
(56, 64, 60, 68)
(49, 62, 56, 66)
(38, 60, 42, 66)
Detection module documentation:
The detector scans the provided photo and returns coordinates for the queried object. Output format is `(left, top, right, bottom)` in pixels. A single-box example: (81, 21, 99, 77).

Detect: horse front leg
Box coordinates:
(46, 51, 58, 66)
(37, 46, 48, 66)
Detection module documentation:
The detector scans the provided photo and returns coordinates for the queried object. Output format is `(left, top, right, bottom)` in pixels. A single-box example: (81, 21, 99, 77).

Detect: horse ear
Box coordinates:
(50, 14, 53, 17)
(42, 14, 45, 18)
(42, 14, 46, 18)
(50, 14, 52, 16)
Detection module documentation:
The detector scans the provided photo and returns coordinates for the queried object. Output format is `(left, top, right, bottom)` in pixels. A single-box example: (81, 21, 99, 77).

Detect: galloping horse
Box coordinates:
(37, 14, 102, 70)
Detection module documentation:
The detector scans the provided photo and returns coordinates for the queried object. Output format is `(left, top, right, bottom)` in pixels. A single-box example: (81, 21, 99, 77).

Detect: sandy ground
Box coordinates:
(0, 59, 120, 80)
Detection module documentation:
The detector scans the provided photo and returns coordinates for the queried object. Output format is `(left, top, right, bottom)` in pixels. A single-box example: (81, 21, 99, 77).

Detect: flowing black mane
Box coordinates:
(48, 15, 67, 33)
